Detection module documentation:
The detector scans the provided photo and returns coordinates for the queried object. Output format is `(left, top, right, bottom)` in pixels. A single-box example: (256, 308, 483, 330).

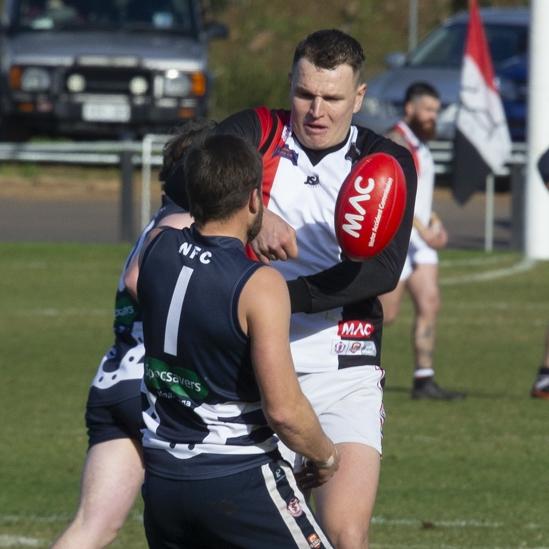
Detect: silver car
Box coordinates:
(355, 7, 529, 141)
(0, 0, 228, 140)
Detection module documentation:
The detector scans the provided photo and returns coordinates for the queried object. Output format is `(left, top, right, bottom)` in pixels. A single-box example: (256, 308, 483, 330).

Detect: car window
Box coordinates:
(15, 0, 197, 34)
(408, 23, 528, 68)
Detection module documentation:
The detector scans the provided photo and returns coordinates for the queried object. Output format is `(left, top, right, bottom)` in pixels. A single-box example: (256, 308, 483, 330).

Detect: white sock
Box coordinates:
(414, 368, 435, 379)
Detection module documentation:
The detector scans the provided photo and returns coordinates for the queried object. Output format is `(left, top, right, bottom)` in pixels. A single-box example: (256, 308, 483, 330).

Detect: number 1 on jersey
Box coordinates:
(164, 265, 194, 355)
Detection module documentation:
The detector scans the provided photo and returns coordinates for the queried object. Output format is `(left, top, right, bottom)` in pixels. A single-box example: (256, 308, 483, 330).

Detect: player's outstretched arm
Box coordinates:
(240, 266, 338, 484)
(288, 144, 417, 314)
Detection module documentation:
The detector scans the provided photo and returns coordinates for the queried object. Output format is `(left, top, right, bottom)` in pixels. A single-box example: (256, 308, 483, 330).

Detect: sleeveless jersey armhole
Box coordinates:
(137, 227, 174, 299)
(230, 262, 265, 341)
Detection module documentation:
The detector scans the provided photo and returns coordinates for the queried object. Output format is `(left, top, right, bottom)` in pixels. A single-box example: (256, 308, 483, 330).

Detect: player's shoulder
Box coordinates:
(142, 225, 185, 261)
(240, 264, 290, 316)
(157, 212, 193, 231)
(216, 107, 290, 148)
(384, 127, 411, 152)
(244, 265, 288, 302)
(247, 264, 287, 289)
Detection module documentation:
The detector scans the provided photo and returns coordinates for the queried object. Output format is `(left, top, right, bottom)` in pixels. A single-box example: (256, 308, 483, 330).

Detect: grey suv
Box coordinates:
(0, 0, 227, 140)
(355, 7, 529, 142)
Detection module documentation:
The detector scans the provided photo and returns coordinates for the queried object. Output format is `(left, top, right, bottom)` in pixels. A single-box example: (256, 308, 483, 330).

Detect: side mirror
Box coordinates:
(385, 52, 407, 69)
(203, 22, 228, 41)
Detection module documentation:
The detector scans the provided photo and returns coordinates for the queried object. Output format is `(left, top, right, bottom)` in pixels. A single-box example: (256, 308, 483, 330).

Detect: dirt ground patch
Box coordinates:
(0, 165, 163, 202)
(0, 164, 514, 249)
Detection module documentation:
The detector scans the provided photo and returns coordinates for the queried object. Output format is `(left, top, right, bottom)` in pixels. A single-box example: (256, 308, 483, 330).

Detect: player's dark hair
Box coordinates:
(184, 134, 262, 225)
(404, 82, 440, 104)
(160, 119, 217, 209)
(292, 29, 365, 77)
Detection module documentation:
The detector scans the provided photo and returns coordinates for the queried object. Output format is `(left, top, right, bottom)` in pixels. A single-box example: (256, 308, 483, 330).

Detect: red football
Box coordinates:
(335, 152, 407, 260)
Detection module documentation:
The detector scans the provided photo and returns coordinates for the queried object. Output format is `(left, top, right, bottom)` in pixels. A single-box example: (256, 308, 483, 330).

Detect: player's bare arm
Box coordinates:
(413, 212, 448, 249)
(124, 212, 193, 299)
(240, 266, 339, 484)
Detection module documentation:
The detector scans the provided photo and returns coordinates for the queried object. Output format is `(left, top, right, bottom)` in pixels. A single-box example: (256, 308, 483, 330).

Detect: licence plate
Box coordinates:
(82, 103, 130, 122)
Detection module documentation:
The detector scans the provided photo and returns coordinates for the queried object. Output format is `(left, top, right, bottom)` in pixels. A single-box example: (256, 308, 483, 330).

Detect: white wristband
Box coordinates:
(316, 449, 336, 469)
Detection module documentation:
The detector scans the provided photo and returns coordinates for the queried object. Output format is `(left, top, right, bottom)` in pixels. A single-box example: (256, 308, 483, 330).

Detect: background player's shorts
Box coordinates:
(280, 366, 385, 469)
(85, 395, 143, 447)
(142, 460, 333, 549)
(400, 232, 438, 281)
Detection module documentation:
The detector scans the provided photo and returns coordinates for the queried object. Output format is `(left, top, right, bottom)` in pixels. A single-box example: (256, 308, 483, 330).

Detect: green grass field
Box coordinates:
(1, 243, 548, 548)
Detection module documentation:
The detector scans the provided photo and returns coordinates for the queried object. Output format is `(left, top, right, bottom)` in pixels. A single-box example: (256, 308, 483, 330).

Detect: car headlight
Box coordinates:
(129, 76, 148, 95)
(21, 67, 51, 92)
(66, 73, 86, 93)
(163, 70, 191, 97)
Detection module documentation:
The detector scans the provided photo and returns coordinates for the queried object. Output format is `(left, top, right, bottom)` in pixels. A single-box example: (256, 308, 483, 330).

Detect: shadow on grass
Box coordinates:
(384, 385, 525, 400)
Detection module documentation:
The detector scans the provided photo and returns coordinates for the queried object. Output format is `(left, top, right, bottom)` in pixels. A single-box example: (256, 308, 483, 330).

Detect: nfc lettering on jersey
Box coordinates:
(337, 320, 375, 339)
(178, 241, 212, 264)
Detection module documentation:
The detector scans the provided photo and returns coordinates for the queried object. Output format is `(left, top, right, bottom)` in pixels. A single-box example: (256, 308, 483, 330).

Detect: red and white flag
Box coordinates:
(452, 0, 511, 204)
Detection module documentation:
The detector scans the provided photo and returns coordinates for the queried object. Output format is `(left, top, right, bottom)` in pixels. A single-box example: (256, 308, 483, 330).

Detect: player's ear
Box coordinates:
(404, 100, 414, 119)
(353, 82, 367, 113)
(249, 187, 261, 214)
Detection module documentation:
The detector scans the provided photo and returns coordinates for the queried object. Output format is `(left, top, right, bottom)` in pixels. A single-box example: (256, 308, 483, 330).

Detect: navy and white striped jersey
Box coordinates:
(87, 196, 185, 407)
(138, 225, 279, 480)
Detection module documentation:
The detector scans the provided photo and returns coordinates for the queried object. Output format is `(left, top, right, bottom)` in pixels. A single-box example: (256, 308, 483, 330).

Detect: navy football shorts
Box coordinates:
(85, 395, 143, 447)
(143, 459, 333, 548)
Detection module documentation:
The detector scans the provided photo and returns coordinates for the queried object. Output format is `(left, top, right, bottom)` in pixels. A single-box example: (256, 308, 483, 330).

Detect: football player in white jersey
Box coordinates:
(215, 30, 418, 548)
(380, 82, 466, 400)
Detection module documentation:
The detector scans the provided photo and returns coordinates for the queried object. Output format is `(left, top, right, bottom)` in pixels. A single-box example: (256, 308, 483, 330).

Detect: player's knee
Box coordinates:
(328, 522, 369, 549)
(381, 303, 400, 325)
(418, 291, 440, 318)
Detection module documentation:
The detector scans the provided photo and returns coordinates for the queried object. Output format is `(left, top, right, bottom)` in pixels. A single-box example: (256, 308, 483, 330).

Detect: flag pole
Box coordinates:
(525, 0, 549, 259)
(484, 172, 494, 252)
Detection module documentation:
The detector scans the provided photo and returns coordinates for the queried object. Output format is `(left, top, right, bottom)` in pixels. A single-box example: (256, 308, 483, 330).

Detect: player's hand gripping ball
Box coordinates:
(335, 152, 407, 260)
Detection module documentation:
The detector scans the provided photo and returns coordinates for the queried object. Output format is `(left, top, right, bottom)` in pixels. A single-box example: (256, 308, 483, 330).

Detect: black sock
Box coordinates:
(413, 375, 434, 388)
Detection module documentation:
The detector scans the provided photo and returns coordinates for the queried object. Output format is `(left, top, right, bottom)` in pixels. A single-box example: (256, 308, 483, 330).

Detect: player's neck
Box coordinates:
(196, 215, 248, 246)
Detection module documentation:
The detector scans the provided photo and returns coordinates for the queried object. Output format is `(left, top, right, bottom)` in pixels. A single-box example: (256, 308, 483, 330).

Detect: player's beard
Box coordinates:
(409, 116, 437, 142)
(247, 201, 263, 242)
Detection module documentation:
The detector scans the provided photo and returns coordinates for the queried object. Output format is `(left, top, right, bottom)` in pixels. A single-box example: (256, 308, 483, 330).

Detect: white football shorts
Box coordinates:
(400, 231, 438, 281)
(280, 366, 385, 468)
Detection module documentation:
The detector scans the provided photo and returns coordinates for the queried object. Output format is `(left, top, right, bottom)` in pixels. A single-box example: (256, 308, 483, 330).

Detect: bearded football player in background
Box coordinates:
(381, 82, 466, 401)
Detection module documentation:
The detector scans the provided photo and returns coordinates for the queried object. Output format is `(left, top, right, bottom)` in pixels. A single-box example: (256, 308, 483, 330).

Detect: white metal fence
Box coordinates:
(0, 138, 529, 247)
